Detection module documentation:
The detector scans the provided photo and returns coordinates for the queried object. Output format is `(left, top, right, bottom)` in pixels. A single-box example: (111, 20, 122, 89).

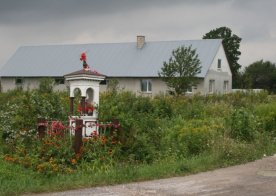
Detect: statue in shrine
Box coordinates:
(80, 52, 90, 70)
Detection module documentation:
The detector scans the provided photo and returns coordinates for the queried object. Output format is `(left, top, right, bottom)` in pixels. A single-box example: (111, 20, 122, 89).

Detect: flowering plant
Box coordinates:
(77, 103, 95, 116)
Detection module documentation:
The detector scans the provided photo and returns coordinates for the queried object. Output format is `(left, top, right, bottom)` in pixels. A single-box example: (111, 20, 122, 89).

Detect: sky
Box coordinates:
(0, 0, 275, 70)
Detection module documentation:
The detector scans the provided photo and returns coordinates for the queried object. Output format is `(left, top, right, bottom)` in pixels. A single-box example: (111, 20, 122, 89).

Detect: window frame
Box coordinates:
(217, 59, 222, 70)
(15, 78, 24, 85)
(209, 79, 215, 93)
(141, 79, 152, 93)
(55, 78, 65, 85)
(223, 80, 229, 92)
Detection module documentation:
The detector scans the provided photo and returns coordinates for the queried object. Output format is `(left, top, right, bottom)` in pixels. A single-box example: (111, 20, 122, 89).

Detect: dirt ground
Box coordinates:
(32, 155, 276, 196)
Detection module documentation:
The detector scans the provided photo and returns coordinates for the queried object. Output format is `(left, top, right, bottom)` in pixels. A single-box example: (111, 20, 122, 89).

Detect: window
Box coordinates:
(141, 79, 152, 93)
(15, 78, 23, 85)
(100, 80, 107, 85)
(186, 86, 192, 93)
(223, 81, 229, 92)
(217, 59, 222, 70)
(55, 78, 65, 85)
(209, 79, 215, 93)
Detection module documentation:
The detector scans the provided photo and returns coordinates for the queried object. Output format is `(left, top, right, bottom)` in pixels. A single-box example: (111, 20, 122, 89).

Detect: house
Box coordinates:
(0, 36, 232, 95)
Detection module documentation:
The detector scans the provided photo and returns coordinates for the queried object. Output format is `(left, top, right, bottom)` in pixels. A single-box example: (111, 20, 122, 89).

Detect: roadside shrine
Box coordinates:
(64, 52, 106, 137)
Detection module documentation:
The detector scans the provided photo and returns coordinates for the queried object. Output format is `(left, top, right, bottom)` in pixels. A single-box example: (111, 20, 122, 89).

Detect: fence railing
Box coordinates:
(37, 118, 120, 154)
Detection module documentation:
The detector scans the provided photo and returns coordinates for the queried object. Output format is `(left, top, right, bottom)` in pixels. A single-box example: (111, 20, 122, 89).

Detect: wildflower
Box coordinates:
(82, 137, 89, 143)
(75, 153, 81, 160)
(92, 130, 98, 136)
(111, 139, 117, 145)
(101, 136, 107, 145)
(4, 155, 16, 163)
(71, 158, 77, 165)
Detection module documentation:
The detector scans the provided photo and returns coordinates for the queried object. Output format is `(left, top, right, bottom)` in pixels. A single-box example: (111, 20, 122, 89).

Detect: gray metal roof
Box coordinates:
(0, 39, 222, 78)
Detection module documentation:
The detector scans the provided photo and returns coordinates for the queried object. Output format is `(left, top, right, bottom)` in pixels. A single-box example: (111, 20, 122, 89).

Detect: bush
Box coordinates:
(161, 118, 223, 157)
(38, 78, 55, 93)
(255, 103, 276, 136)
(227, 108, 258, 142)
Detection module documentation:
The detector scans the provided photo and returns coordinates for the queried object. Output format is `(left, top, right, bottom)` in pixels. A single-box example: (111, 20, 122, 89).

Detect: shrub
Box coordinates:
(215, 137, 258, 165)
(227, 108, 257, 142)
(38, 78, 55, 93)
(255, 103, 276, 136)
(162, 118, 223, 157)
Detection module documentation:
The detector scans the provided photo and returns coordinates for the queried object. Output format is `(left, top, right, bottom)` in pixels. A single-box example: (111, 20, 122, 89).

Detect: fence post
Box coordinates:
(73, 119, 83, 154)
(111, 118, 120, 136)
(37, 118, 47, 139)
(69, 97, 74, 115)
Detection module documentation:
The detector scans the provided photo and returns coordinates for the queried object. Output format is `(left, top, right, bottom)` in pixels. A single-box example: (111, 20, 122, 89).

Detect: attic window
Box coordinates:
(15, 78, 23, 85)
(217, 59, 222, 70)
(55, 78, 65, 85)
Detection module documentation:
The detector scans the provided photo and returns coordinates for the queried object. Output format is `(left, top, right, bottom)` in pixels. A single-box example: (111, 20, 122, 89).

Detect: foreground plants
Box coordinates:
(1, 89, 276, 195)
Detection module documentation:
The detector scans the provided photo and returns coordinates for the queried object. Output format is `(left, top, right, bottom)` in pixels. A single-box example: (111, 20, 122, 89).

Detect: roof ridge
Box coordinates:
(19, 39, 223, 48)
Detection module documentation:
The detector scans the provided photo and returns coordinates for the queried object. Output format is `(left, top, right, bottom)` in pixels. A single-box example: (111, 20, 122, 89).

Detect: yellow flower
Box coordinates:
(71, 158, 77, 165)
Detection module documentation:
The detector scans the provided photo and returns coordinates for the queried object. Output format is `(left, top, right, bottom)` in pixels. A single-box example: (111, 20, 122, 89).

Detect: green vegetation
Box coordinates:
(158, 45, 201, 95)
(1, 88, 276, 196)
(240, 60, 276, 93)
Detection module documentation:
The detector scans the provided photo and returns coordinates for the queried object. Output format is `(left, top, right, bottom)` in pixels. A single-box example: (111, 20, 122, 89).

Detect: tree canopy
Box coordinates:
(159, 45, 201, 95)
(242, 60, 276, 93)
(203, 26, 242, 88)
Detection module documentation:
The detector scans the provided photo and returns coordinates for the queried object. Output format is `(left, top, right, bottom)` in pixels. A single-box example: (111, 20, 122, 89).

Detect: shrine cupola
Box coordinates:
(64, 52, 106, 118)
(64, 69, 105, 114)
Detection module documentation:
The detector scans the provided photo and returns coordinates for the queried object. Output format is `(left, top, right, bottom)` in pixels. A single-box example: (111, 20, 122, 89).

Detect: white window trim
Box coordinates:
(15, 78, 24, 85)
(141, 79, 152, 93)
(217, 59, 222, 71)
(209, 79, 215, 93)
(223, 80, 229, 93)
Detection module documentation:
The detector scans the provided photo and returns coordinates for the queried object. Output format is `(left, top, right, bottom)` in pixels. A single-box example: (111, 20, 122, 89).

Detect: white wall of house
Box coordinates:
(1, 73, 230, 96)
(112, 77, 169, 96)
(0, 77, 66, 92)
(203, 44, 232, 94)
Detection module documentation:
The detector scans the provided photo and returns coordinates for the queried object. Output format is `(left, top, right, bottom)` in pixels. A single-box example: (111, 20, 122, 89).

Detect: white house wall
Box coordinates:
(0, 77, 65, 92)
(0, 76, 216, 96)
(203, 44, 232, 94)
(114, 78, 169, 96)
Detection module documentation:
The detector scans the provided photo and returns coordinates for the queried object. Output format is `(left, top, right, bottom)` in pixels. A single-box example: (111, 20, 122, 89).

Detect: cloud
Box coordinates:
(0, 0, 276, 69)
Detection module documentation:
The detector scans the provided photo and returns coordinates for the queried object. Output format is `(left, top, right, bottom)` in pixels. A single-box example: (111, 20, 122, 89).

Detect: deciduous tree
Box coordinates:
(242, 60, 276, 93)
(159, 45, 201, 95)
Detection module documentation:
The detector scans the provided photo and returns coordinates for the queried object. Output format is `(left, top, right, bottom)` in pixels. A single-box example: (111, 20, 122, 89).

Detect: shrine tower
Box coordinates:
(64, 53, 105, 137)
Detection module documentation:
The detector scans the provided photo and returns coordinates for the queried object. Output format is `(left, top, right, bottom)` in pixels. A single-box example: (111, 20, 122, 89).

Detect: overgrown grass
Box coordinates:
(1, 89, 276, 195)
(1, 138, 276, 196)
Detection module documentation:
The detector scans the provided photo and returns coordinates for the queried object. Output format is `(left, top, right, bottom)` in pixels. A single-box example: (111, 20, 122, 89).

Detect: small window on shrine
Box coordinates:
(100, 80, 107, 85)
(15, 78, 23, 85)
(55, 78, 65, 85)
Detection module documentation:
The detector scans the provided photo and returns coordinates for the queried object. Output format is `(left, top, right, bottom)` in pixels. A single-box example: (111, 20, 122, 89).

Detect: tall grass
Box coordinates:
(0, 90, 276, 195)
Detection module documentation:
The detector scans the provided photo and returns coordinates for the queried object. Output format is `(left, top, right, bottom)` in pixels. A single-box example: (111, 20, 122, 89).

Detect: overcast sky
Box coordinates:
(0, 0, 275, 70)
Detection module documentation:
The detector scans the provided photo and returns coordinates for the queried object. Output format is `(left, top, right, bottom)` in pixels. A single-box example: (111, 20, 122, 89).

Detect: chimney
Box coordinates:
(137, 35, 145, 49)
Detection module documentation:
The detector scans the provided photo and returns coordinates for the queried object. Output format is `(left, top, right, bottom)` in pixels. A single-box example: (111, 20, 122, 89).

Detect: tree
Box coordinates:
(203, 27, 242, 88)
(242, 60, 276, 93)
(159, 45, 201, 95)
(38, 78, 55, 93)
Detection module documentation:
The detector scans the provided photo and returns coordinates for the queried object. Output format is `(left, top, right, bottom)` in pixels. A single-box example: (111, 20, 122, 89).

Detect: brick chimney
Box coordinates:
(137, 35, 145, 49)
